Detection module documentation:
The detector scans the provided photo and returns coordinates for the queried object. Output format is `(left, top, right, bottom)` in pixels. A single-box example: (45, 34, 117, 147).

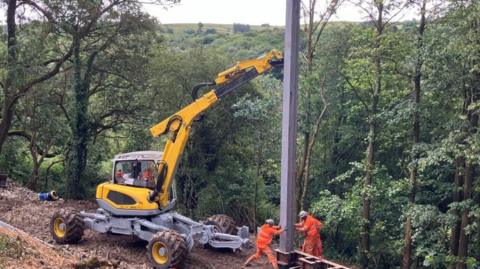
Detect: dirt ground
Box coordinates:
(0, 179, 276, 269)
(0, 226, 77, 269)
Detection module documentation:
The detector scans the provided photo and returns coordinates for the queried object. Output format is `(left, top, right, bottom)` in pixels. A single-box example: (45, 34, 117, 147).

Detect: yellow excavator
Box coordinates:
(49, 50, 283, 268)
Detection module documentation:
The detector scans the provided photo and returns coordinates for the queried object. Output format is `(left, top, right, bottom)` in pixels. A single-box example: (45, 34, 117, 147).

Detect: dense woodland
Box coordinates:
(0, 0, 479, 268)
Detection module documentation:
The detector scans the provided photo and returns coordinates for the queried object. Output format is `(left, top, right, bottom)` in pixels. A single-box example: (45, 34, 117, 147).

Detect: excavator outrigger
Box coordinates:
(49, 50, 283, 269)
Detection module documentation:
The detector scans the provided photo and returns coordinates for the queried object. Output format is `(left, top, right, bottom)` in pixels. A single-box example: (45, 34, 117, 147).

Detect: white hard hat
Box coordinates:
(299, 211, 308, 218)
(266, 219, 274, 225)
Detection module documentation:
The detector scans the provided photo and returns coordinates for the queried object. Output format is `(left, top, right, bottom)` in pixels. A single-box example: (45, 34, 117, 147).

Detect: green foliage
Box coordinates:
(2, 1, 480, 268)
(0, 139, 31, 184)
(233, 23, 251, 33)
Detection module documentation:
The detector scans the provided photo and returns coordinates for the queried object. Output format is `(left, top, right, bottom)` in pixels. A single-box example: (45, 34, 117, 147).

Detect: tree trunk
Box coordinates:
(66, 35, 90, 199)
(45, 160, 63, 190)
(449, 158, 464, 268)
(455, 161, 474, 269)
(300, 101, 327, 210)
(297, 131, 310, 210)
(29, 161, 40, 191)
(296, 1, 314, 210)
(28, 133, 39, 190)
(402, 1, 426, 267)
(476, 190, 480, 262)
(402, 148, 417, 269)
(330, 90, 346, 193)
(361, 119, 375, 269)
(0, 0, 18, 152)
(361, 5, 383, 268)
(296, 0, 339, 210)
(254, 132, 263, 230)
(0, 103, 15, 153)
(455, 82, 478, 268)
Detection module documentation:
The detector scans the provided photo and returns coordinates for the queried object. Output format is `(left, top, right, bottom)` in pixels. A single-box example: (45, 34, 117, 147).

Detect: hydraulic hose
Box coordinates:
(191, 82, 215, 101)
(148, 161, 168, 203)
(191, 83, 215, 122)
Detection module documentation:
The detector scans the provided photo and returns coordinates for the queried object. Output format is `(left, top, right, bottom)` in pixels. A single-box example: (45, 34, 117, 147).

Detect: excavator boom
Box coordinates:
(149, 50, 283, 208)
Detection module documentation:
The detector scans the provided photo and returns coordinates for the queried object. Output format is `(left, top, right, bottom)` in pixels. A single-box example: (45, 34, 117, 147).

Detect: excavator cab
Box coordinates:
(111, 151, 163, 188)
(95, 151, 169, 215)
(114, 159, 157, 188)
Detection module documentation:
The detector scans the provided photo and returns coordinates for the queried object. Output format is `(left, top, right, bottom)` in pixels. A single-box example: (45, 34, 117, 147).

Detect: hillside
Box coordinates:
(159, 23, 286, 60)
(0, 226, 76, 269)
(0, 179, 268, 269)
(1, 1, 479, 268)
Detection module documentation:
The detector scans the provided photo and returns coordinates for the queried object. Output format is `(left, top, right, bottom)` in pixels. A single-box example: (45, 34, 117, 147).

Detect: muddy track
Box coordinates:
(0, 180, 271, 269)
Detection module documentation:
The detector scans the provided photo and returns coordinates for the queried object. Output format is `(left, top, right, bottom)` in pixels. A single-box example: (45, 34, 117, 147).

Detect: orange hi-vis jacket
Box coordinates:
(297, 215, 323, 257)
(301, 215, 322, 237)
(256, 224, 283, 248)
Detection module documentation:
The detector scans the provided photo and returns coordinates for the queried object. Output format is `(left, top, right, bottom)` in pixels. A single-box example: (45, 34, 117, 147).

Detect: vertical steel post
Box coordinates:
(279, 0, 300, 253)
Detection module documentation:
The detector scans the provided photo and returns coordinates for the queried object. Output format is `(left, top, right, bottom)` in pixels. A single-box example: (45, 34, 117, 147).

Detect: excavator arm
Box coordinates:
(149, 50, 283, 208)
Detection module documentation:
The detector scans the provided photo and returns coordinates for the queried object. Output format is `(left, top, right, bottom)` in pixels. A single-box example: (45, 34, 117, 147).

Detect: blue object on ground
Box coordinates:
(39, 190, 59, 201)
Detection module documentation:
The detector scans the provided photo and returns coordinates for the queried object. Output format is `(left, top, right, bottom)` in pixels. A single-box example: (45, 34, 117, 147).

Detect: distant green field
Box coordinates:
(161, 23, 279, 34)
(157, 21, 364, 60)
(161, 21, 367, 35)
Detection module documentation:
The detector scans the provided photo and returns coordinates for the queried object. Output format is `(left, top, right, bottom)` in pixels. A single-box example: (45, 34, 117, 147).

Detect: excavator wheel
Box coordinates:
(205, 214, 237, 235)
(147, 230, 188, 269)
(50, 208, 84, 244)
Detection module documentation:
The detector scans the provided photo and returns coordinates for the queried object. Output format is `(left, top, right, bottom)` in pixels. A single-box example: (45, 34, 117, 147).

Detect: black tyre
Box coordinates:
(205, 214, 237, 235)
(147, 230, 188, 269)
(50, 208, 84, 244)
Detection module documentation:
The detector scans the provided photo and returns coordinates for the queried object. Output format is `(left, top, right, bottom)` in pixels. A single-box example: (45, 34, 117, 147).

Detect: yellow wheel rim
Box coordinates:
(152, 242, 169, 265)
(53, 218, 66, 238)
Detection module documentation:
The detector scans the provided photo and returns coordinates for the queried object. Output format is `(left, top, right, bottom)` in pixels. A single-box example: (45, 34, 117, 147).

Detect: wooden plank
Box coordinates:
(298, 257, 317, 264)
(276, 249, 351, 269)
(293, 250, 350, 269)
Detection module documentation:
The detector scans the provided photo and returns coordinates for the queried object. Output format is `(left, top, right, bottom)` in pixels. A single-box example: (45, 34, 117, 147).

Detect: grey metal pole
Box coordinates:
(279, 0, 300, 253)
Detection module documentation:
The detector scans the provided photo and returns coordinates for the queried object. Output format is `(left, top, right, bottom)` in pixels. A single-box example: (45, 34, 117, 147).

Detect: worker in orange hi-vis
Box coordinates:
(244, 219, 285, 269)
(295, 211, 323, 258)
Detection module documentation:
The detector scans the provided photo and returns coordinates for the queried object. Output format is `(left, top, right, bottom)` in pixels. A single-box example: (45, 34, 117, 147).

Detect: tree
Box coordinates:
(27, 0, 165, 198)
(17, 85, 66, 190)
(449, 3, 480, 268)
(297, 0, 344, 210)
(410, 1, 480, 267)
(347, 0, 411, 267)
(233, 23, 250, 33)
(197, 22, 204, 33)
(0, 0, 72, 153)
(402, 1, 427, 268)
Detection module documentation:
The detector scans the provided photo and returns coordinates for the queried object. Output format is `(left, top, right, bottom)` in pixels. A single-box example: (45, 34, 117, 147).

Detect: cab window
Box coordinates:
(114, 160, 157, 189)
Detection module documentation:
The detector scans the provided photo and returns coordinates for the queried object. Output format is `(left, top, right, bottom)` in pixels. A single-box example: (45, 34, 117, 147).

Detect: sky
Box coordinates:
(144, 0, 418, 26)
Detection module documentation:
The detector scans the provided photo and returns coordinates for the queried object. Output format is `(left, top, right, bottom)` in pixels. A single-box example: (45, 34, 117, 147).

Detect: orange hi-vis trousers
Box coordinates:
(249, 246, 278, 267)
(302, 235, 323, 257)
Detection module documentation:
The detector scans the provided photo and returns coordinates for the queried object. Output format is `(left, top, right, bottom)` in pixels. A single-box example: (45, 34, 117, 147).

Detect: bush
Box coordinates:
(183, 29, 195, 35)
(203, 36, 215, 45)
(233, 23, 250, 33)
(205, 28, 217, 34)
